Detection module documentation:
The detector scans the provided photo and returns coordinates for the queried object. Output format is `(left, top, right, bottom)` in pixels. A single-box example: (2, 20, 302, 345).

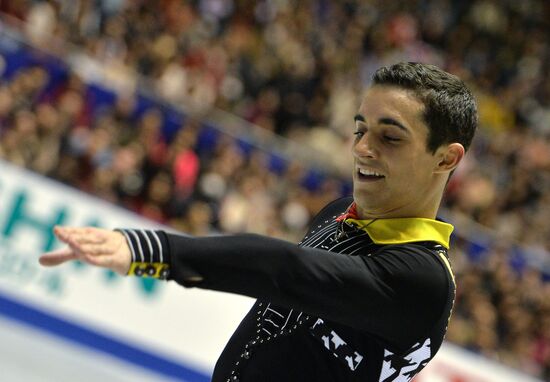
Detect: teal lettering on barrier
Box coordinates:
(85, 218, 102, 228)
(39, 271, 63, 295)
(104, 269, 118, 281)
(3, 191, 68, 252)
(138, 278, 159, 296)
(0, 189, 160, 297)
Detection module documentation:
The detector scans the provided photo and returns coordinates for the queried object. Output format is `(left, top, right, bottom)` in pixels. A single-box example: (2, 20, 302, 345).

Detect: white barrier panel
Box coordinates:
(0, 160, 254, 379)
(419, 342, 542, 382)
(0, 315, 179, 382)
(0, 160, 540, 381)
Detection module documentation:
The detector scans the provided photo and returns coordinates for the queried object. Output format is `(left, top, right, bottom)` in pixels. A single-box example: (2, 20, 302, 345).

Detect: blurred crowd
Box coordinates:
(1, 0, 550, 378)
(0, 65, 339, 243)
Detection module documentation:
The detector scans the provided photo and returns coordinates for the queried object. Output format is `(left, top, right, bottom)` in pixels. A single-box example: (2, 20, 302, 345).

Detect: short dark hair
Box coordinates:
(372, 62, 478, 153)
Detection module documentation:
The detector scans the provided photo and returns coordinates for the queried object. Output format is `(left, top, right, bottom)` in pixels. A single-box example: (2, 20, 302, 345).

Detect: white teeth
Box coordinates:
(358, 168, 383, 177)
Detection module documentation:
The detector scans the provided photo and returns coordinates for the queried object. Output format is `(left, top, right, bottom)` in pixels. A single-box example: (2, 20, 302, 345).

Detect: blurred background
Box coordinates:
(0, 0, 549, 381)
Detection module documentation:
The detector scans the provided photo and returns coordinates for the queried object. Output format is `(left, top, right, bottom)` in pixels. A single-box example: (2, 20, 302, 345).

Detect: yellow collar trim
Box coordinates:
(345, 217, 454, 249)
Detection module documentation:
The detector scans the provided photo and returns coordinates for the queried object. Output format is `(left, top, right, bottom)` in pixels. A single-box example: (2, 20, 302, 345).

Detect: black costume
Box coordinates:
(119, 197, 456, 381)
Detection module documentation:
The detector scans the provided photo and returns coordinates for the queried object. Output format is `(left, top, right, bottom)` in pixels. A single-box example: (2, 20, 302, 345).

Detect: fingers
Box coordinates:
(54, 226, 107, 245)
(39, 247, 78, 266)
(43, 226, 130, 274)
(43, 226, 109, 266)
(40, 246, 124, 273)
(54, 226, 116, 256)
(77, 243, 114, 255)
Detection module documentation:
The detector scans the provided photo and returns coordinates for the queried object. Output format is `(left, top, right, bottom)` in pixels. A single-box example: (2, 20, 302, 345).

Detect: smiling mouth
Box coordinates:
(356, 168, 385, 181)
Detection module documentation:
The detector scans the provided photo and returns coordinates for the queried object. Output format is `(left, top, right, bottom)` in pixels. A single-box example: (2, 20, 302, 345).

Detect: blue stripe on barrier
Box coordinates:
(0, 291, 210, 382)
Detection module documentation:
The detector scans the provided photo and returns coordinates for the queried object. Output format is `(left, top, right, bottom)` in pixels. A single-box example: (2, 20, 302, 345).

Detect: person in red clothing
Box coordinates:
(40, 62, 477, 381)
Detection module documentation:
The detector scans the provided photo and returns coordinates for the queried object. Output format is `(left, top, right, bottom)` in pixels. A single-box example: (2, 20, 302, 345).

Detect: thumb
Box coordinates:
(39, 247, 78, 266)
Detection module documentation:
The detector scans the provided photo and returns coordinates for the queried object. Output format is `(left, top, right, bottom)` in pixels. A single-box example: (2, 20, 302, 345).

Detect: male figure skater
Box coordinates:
(41, 62, 477, 381)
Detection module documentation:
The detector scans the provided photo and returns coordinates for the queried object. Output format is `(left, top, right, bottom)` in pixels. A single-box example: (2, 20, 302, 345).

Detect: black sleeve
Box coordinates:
(163, 232, 450, 346)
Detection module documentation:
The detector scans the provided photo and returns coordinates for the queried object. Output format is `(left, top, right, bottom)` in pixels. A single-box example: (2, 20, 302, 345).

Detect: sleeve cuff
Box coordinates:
(115, 228, 171, 280)
(127, 262, 170, 279)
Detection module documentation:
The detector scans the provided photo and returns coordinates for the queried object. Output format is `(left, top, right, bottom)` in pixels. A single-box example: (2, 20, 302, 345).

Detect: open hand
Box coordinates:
(39, 226, 132, 275)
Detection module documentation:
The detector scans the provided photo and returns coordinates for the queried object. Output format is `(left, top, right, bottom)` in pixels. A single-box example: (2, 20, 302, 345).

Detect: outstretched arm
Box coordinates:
(39, 226, 450, 347)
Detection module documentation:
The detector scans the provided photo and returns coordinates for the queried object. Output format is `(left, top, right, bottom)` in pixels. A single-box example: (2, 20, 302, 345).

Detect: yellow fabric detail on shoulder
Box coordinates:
(345, 217, 454, 249)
